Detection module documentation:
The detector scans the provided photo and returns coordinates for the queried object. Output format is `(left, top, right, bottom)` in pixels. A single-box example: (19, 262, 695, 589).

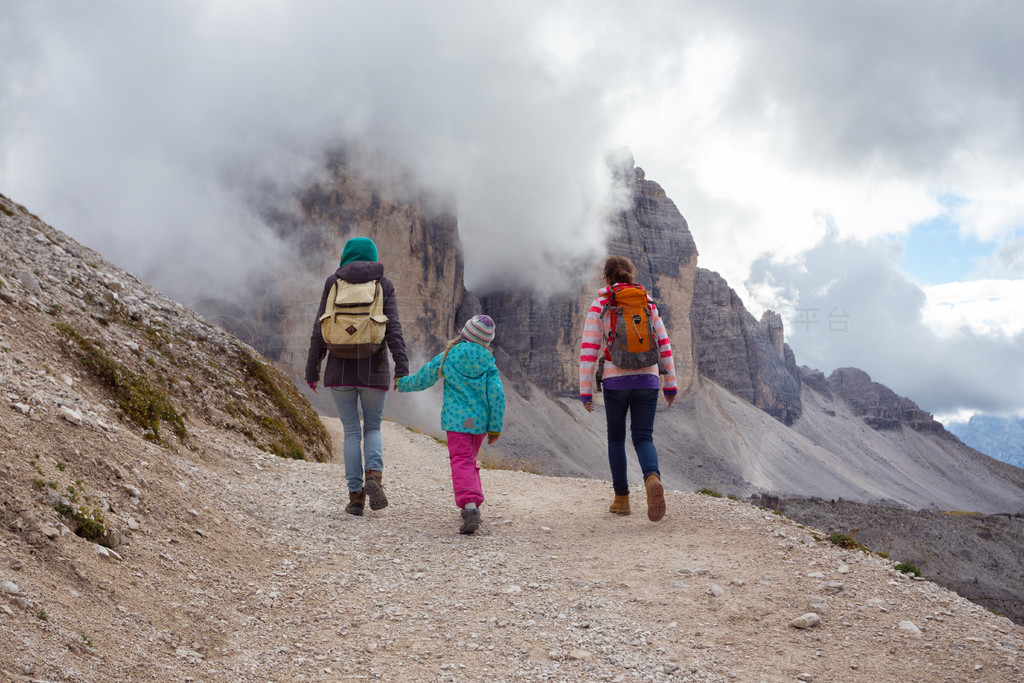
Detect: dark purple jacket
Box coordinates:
(305, 261, 409, 389)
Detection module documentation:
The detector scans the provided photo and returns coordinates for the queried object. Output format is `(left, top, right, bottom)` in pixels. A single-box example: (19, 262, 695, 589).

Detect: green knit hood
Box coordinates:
(339, 237, 379, 266)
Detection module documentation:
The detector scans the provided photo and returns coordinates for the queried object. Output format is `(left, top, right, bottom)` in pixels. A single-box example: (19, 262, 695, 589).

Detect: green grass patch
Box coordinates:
(696, 487, 723, 498)
(261, 416, 306, 460)
(53, 502, 107, 541)
(894, 561, 922, 577)
(55, 321, 186, 443)
(239, 348, 329, 462)
(827, 532, 870, 552)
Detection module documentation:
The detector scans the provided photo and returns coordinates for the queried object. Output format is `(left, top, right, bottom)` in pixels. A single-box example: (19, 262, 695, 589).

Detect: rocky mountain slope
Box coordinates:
(778, 497, 1024, 627)
(1, 190, 330, 535)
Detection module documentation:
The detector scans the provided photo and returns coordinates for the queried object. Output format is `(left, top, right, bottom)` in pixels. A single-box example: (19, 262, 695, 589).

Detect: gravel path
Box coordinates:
(3, 417, 1023, 682)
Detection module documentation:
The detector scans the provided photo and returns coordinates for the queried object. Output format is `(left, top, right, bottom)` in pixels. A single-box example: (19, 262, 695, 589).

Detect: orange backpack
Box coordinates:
(600, 284, 661, 370)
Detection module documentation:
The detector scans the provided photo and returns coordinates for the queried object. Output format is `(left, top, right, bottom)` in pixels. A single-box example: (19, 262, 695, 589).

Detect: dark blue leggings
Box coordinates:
(603, 387, 661, 492)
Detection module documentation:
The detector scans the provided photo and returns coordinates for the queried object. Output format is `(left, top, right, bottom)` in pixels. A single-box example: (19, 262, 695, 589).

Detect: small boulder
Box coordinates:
(791, 613, 821, 629)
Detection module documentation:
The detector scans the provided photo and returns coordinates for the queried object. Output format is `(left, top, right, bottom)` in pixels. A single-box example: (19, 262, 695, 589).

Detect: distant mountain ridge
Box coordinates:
(947, 415, 1024, 469)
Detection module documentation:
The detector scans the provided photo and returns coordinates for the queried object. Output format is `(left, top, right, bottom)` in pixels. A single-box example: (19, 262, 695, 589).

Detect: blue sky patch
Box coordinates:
(897, 210, 993, 286)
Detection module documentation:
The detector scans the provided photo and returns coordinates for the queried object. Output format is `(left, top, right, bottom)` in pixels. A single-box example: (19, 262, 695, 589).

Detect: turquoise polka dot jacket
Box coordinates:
(396, 340, 505, 435)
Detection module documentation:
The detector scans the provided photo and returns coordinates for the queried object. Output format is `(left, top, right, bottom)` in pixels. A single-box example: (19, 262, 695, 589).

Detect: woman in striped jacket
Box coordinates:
(579, 255, 676, 521)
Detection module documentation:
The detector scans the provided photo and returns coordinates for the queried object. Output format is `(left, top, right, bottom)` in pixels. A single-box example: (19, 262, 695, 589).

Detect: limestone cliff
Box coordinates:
(269, 149, 474, 376)
(823, 367, 944, 433)
(691, 268, 802, 425)
(480, 164, 699, 397)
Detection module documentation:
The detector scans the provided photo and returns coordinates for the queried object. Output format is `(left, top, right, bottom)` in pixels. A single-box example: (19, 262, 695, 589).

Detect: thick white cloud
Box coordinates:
(747, 234, 1024, 415)
(923, 280, 1024, 338)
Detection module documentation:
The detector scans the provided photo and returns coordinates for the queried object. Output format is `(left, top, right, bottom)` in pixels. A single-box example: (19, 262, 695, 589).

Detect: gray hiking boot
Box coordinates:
(459, 507, 481, 535)
(364, 469, 388, 510)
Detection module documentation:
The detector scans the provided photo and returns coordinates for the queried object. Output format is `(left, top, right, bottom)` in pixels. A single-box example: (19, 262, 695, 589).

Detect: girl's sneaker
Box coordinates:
(459, 507, 481, 534)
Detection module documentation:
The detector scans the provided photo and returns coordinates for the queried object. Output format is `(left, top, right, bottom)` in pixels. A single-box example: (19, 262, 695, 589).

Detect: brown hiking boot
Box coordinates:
(364, 469, 388, 510)
(609, 492, 631, 515)
(345, 491, 366, 516)
(645, 474, 665, 522)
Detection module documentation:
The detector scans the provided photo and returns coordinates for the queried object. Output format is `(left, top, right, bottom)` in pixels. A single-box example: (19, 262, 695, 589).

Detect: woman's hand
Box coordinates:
(583, 400, 594, 413)
(487, 433, 500, 444)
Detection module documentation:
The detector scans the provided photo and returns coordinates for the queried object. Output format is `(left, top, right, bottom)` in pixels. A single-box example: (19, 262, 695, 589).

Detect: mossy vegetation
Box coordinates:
(55, 321, 187, 443)
(894, 561, 922, 577)
(827, 531, 870, 552)
(53, 501, 108, 540)
(238, 348, 330, 462)
(697, 487, 724, 498)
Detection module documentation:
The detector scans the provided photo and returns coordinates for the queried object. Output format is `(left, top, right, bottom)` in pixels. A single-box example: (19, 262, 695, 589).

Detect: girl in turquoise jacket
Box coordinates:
(397, 315, 504, 534)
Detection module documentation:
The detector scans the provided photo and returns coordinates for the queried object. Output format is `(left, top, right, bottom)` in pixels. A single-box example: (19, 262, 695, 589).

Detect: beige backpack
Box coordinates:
(319, 279, 388, 358)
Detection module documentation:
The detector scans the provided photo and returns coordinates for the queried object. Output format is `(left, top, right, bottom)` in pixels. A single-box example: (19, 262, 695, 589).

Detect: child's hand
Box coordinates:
(487, 433, 500, 444)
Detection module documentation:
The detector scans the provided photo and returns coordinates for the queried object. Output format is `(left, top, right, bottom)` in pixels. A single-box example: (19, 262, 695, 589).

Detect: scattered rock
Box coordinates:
(15, 269, 42, 295)
(94, 544, 122, 561)
(678, 567, 709, 576)
(899, 620, 923, 637)
(791, 613, 821, 629)
(1, 580, 19, 595)
(60, 406, 83, 425)
(807, 598, 829, 614)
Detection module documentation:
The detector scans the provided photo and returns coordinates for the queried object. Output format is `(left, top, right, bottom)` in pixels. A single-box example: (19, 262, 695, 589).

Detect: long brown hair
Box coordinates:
(603, 255, 636, 285)
(437, 337, 461, 378)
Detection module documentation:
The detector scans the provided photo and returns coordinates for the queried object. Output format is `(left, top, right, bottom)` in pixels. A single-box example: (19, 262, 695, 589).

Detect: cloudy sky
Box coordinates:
(2, 1, 1022, 421)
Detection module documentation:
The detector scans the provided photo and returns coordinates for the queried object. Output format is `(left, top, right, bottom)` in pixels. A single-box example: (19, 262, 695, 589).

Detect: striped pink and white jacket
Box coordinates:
(578, 285, 677, 401)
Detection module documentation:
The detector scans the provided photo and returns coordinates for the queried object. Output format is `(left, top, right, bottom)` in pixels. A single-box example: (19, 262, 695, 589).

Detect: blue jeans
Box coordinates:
(603, 387, 660, 492)
(331, 386, 387, 492)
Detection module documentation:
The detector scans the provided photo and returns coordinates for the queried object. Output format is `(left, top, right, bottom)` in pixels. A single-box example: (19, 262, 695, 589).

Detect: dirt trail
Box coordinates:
(2, 418, 1023, 682)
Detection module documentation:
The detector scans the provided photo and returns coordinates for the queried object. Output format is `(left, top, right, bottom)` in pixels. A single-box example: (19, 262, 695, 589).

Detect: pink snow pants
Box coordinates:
(446, 431, 485, 508)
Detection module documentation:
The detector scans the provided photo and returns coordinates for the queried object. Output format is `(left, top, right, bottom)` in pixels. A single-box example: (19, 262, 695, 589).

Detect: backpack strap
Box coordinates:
(598, 288, 619, 362)
(318, 280, 339, 322)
